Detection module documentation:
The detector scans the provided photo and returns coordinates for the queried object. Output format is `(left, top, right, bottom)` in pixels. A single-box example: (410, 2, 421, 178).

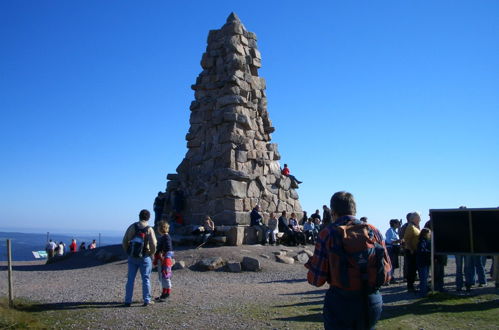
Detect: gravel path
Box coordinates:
(0, 245, 496, 329)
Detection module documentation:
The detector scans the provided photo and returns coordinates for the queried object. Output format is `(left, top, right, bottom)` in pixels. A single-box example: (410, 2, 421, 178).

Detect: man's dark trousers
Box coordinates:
(323, 287, 382, 330)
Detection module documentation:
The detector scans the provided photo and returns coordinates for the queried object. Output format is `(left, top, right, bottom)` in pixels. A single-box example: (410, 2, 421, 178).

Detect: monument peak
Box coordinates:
(162, 15, 302, 225)
(226, 12, 240, 23)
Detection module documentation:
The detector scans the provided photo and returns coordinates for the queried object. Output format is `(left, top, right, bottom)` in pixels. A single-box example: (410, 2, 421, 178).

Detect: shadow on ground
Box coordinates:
(16, 301, 126, 312)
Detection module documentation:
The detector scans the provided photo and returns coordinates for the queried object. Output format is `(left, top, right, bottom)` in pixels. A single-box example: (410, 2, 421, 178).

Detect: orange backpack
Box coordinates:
(329, 220, 391, 292)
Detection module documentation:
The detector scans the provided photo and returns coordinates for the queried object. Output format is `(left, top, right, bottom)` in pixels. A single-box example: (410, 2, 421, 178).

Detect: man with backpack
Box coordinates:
(122, 209, 157, 307)
(305, 191, 391, 329)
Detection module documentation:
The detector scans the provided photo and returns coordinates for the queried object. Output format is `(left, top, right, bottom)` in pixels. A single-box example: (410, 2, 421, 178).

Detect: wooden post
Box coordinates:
(431, 231, 435, 293)
(7, 239, 14, 308)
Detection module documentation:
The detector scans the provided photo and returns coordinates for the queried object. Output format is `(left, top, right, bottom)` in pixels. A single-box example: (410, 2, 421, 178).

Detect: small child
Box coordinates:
(416, 228, 431, 296)
(153, 221, 173, 302)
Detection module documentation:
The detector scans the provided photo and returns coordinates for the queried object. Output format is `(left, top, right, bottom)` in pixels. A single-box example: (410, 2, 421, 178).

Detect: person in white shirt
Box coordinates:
(267, 212, 279, 245)
(45, 239, 57, 259)
(385, 219, 401, 283)
(57, 242, 65, 256)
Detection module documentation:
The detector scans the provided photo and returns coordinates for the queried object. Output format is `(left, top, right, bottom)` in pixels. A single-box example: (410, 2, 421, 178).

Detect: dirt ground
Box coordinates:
(1, 245, 497, 329)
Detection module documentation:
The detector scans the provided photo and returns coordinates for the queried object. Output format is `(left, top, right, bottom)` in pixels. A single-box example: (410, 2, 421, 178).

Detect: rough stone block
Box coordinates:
(226, 262, 242, 273)
(241, 256, 261, 271)
(276, 255, 294, 264)
(243, 226, 258, 244)
(195, 257, 226, 271)
(218, 180, 247, 198)
(247, 181, 260, 198)
(236, 151, 247, 162)
(226, 225, 245, 246)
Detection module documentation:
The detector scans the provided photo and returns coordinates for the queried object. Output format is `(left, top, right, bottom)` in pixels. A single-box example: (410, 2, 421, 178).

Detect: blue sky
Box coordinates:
(1, 1, 498, 235)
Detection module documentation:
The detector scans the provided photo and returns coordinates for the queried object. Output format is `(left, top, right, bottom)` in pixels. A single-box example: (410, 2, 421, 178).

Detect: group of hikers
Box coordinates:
(45, 238, 97, 259)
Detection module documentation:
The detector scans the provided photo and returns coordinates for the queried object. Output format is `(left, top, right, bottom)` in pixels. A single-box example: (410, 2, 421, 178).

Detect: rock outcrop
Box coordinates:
(163, 13, 302, 225)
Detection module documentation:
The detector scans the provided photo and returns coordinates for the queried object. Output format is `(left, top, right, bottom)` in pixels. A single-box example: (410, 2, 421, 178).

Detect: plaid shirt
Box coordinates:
(305, 215, 386, 288)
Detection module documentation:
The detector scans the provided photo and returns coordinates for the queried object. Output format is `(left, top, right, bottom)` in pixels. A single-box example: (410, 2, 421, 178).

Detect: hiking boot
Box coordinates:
(143, 300, 154, 307)
(155, 296, 166, 302)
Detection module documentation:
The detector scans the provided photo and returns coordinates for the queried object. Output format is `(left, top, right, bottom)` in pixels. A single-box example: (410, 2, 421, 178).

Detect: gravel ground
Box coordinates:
(0, 245, 496, 329)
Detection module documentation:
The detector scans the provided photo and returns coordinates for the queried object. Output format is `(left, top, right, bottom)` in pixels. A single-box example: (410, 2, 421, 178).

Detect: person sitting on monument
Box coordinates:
(300, 211, 308, 225)
(278, 211, 296, 246)
(289, 213, 306, 245)
(267, 212, 279, 245)
(281, 164, 303, 184)
(250, 205, 269, 244)
(200, 216, 215, 244)
(303, 218, 317, 244)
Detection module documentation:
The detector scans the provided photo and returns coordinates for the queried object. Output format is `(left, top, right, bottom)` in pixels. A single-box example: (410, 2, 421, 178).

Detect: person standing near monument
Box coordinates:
(57, 241, 65, 256)
(385, 219, 401, 284)
(69, 239, 77, 253)
(122, 209, 157, 307)
(322, 205, 332, 227)
(403, 212, 421, 293)
(250, 205, 269, 244)
(153, 221, 173, 302)
(305, 191, 391, 329)
(153, 192, 165, 226)
(45, 239, 57, 259)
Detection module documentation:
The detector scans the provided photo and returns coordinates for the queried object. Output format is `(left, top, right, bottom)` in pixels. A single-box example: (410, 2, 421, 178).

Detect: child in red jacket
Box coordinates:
(153, 221, 173, 301)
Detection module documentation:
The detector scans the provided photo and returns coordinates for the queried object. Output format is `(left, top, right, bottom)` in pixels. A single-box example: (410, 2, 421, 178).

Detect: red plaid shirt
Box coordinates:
(305, 216, 387, 288)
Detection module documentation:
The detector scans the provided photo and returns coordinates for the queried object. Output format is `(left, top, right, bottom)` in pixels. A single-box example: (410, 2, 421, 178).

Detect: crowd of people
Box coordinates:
(45, 238, 98, 259)
(385, 211, 499, 297)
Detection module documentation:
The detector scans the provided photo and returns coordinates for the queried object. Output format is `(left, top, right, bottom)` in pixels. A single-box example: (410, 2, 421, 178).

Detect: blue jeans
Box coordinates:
(125, 256, 152, 304)
(465, 255, 487, 286)
(323, 288, 382, 330)
(418, 266, 429, 296)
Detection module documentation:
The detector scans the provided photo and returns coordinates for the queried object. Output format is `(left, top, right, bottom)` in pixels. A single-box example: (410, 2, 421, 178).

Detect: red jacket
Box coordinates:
(69, 242, 77, 252)
(282, 167, 290, 176)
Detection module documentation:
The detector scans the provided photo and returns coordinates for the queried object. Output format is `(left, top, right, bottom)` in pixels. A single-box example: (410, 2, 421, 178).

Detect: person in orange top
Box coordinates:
(281, 164, 302, 184)
(403, 212, 421, 292)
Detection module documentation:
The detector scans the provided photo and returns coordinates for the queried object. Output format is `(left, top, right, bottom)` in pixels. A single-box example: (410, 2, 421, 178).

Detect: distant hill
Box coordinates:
(0, 232, 122, 261)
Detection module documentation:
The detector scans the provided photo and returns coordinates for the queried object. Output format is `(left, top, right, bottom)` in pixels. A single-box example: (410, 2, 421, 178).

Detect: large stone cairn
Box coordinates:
(164, 13, 302, 225)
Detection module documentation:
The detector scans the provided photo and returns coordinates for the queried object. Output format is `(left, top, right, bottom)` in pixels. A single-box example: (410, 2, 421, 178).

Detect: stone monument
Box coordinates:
(163, 13, 302, 225)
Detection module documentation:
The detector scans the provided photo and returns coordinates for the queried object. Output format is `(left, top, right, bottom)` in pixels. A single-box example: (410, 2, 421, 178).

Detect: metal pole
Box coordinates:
(7, 239, 14, 308)
(431, 227, 435, 293)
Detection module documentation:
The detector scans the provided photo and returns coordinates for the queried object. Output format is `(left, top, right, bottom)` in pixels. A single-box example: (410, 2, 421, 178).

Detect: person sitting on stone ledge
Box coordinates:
(278, 211, 296, 246)
(300, 211, 308, 225)
(267, 212, 279, 245)
(281, 164, 303, 184)
(250, 205, 269, 244)
(289, 213, 306, 245)
(303, 218, 318, 244)
(201, 216, 215, 244)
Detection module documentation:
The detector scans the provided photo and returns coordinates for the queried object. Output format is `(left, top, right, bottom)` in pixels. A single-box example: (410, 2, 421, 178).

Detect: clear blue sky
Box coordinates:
(1, 1, 498, 235)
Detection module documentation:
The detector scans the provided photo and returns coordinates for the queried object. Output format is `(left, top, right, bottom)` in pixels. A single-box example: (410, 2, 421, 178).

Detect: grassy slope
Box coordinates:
(1, 293, 498, 329)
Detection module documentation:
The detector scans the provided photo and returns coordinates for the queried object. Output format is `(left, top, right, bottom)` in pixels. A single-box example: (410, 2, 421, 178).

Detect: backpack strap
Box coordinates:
(331, 228, 351, 288)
